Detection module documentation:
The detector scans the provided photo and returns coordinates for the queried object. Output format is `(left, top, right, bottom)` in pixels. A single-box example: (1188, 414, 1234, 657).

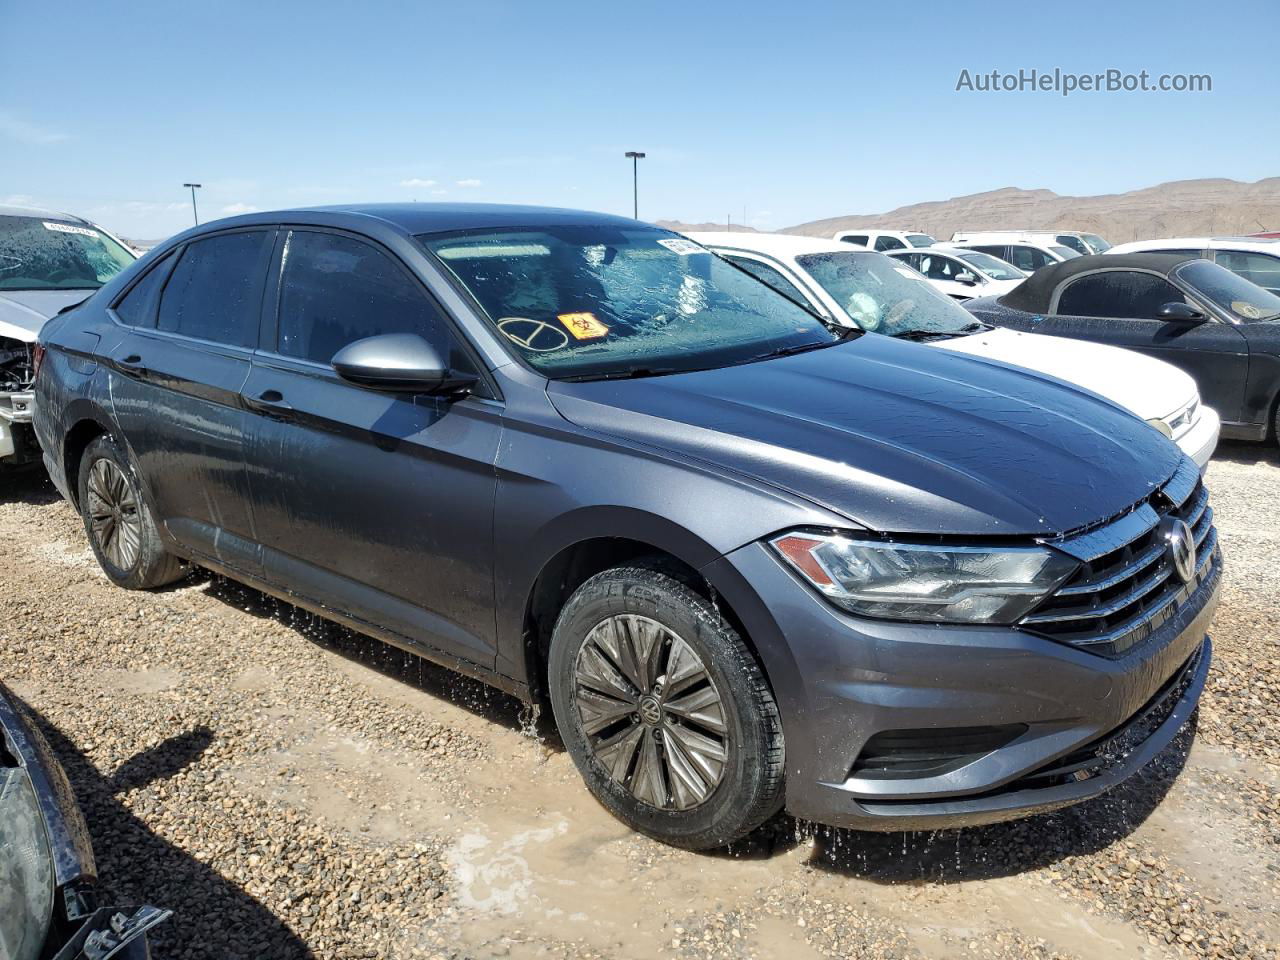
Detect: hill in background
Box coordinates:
(780, 177, 1280, 242)
(655, 219, 761, 234)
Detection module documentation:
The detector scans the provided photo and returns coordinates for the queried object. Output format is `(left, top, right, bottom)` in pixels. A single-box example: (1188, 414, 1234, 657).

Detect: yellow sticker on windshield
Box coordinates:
(558, 312, 609, 340)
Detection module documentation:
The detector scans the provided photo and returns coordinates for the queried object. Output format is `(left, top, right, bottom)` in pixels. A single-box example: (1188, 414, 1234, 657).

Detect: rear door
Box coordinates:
(106, 228, 274, 573)
(1028, 268, 1249, 421)
(240, 227, 502, 669)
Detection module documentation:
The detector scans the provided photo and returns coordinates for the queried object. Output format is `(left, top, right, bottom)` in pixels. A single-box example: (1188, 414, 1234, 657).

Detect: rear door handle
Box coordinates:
(244, 389, 295, 420)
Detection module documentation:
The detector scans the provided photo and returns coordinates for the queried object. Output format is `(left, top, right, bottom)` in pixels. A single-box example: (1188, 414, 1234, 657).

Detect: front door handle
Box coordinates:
(114, 353, 148, 378)
(244, 389, 295, 420)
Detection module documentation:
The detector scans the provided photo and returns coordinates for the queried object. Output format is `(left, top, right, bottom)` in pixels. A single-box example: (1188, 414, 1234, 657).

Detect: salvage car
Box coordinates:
(1106, 236, 1280, 295)
(691, 232, 1218, 467)
(35, 204, 1220, 849)
(1, 205, 136, 471)
(887, 246, 1026, 301)
(965, 252, 1280, 448)
(1, 682, 168, 958)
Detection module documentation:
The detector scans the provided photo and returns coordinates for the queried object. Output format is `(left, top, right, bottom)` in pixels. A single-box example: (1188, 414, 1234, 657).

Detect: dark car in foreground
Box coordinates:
(0, 205, 137, 472)
(34, 204, 1220, 849)
(965, 252, 1280, 448)
(1, 683, 168, 958)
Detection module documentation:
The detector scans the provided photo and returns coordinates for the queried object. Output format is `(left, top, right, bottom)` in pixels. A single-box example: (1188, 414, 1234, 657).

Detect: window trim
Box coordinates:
(1048, 266, 1220, 322)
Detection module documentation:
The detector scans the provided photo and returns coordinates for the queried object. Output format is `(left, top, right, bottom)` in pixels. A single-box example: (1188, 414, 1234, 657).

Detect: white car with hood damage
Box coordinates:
(0, 205, 136, 469)
(689, 232, 1220, 468)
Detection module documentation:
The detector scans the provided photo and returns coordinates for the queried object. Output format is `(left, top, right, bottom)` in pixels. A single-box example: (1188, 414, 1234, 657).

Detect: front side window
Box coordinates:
(1213, 250, 1280, 294)
(722, 255, 813, 307)
(157, 231, 271, 346)
(1056, 271, 1188, 319)
(916, 255, 965, 281)
(1055, 235, 1090, 255)
(421, 226, 836, 378)
(906, 234, 936, 247)
(1176, 260, 1280, 321)
(277, 231, 448, 365)
(874, 235, 907, 252)
(795, 251, 979, 337)
(957, 251, 1025, 281)
(0, 215, 135, 291)
(1082, 233, 1111, 253)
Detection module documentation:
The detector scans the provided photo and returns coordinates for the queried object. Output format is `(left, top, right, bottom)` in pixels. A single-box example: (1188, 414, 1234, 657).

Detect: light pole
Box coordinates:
(624, 151, 645, 219)
(183, 183, 202, 225)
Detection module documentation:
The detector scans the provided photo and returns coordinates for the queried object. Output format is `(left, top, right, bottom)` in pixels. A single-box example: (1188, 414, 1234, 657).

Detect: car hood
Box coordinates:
(547, 336, 1180, 537)
(934, 327, 1198, 420)
(0, 290, 92, 342)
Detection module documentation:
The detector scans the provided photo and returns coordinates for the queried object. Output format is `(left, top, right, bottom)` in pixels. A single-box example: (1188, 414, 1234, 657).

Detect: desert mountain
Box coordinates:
(781, 178, 1280, 243)
(655, 220, 761, 234)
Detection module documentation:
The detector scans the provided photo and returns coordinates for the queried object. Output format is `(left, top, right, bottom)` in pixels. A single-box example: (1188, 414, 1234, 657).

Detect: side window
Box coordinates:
(1214, 251, 1280, 293)
(972, 245, 1007, 259)
(1057, 271, 1187, 319)
(157, 231, 272, 346)
(894, 253, 921, 270)
(1006, 245, 1052, 272)
(113, 252, 175, 327)
(918, 255, 960, 280)
(724, 255, 813, 307)
(1055, 235, 1090, 255)
(840, 235, 868, 247)
(874, 235, 906, 252)
(276, 230, 448, 365)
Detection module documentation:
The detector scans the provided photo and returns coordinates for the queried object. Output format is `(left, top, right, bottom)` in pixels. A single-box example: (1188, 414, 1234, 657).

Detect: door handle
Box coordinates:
(114, 353, 148, 378)
(244, 389, 295, 420)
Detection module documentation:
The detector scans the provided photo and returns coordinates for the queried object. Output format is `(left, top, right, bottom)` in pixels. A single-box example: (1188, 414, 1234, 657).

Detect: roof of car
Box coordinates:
(301, 202, 646, 234)
(1109, 236, 1280, 253)
(999, 252, 1201, 313)
(0, 203, 89, 222)
(687, 231, 859, 257)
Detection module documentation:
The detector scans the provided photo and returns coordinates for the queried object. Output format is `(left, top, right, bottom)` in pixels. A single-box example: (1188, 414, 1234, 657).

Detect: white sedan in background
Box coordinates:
(887, 246, 1026, 301)
(1106, 236, 1280, 295)
(688, 232, 1220, 468)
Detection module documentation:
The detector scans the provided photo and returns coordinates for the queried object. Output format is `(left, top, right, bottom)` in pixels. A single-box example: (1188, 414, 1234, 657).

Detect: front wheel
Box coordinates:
(548, 566, 784, 850)
(77, 434, 186, 590)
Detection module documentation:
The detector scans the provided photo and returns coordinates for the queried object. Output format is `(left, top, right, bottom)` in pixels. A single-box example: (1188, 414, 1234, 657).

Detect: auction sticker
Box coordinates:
(43, 221, 98, 238)
(657, 237, 708, 256)
(558, 312, 610, 340)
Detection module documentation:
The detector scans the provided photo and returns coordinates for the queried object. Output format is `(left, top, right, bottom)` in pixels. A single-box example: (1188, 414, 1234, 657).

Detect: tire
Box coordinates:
(548, 565, 784, 850)
(77, 434, 185, 590)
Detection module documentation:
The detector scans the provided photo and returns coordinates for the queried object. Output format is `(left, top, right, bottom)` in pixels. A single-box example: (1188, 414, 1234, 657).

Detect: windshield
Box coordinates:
(1175, 260, 1280, 321)
(0, 216, 135, 291)
(1083, 233, 1111, 253)
(795, 251, 979, 337)
(420, 226, 839, 378)
(907, 234, 936, 247)
(956, 251, 1026, 281)
(1049, 245, 1081, 260)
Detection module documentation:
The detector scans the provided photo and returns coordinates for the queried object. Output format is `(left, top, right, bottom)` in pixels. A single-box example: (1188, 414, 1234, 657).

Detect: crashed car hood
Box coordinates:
(547, 335, 1180, 537)
(0, 291, 93, 343)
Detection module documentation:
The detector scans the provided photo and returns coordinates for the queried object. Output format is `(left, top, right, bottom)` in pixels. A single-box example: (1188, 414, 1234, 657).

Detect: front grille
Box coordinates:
(1020, 457, 1219, 657)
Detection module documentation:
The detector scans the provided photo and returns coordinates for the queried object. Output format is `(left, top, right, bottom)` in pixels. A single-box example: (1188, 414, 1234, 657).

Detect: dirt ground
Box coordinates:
(1, 443, 1277, 960)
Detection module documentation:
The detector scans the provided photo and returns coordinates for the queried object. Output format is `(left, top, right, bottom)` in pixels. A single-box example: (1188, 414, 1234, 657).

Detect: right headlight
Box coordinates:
(771, 531, 1078, 624)
(1146, 417, 1174, 438)
(0, 768, 54, 960)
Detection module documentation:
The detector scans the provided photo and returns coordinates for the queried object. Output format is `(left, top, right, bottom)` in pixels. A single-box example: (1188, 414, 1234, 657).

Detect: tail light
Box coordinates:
(31, 343, 46, 381)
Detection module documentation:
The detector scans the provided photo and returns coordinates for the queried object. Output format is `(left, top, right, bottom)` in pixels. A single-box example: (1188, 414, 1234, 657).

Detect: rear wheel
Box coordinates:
(77, 435, 185, 589)
(548, 565, 784, 849)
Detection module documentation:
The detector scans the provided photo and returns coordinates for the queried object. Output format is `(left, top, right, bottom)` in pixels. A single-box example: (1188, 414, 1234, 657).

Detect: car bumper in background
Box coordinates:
(708, 539, 1221, 832)
(1175, 405, 1221, 470)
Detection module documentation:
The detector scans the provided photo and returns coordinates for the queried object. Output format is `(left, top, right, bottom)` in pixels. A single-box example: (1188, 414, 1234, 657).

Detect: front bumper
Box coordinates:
(708, 538, 1221, 832)
(1174, 405, 1220, 471)
(0, 390, 37, 464)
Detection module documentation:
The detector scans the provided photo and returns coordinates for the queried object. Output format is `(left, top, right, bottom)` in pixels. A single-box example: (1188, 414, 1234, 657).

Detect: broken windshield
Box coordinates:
(0, 216, 135, 291)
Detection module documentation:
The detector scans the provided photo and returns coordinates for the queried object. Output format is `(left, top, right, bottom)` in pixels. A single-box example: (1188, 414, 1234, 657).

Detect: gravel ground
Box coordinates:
(0, 440, 1277, 960)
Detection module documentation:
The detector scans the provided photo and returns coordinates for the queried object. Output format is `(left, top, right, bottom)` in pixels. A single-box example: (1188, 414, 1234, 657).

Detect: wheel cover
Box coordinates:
(86, 458, 142, 571)
(574, 614, 729, 811)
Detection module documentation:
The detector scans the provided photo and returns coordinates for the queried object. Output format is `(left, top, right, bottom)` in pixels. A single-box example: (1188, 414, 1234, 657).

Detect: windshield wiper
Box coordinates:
(560, 366, 686, 382)
(892, 329, 961, 342)
(959, 321, 990, 333)
(737, 327, 861, 366)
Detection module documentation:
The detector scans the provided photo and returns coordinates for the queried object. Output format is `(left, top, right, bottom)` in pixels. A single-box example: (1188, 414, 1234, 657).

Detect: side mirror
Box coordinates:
(955, 271, 979, 286)
(331, 333, 479, 396)
(1156, 302, 1206, 323)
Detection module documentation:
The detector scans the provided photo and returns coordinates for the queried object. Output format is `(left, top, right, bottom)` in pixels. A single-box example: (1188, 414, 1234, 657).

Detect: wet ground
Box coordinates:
(1, 442, 1276, 959)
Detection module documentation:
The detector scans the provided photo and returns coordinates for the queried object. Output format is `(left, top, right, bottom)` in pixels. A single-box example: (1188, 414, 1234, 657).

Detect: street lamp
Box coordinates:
(182, 183, 202, 225)
(624, 151, 645, 219)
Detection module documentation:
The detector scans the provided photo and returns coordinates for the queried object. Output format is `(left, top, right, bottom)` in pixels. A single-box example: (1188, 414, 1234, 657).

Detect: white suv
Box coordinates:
(831, 229, 936, 252)
(951, 230, 1110, 255)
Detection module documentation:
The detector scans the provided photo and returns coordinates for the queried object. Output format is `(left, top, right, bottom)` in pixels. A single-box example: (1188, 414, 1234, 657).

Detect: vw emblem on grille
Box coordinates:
(1160, 517, 1196, 584)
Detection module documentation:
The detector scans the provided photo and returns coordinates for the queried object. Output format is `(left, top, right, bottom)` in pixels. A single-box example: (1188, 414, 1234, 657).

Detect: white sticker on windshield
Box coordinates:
(43, 221, 98, 238)
(657, 237, 708, 256)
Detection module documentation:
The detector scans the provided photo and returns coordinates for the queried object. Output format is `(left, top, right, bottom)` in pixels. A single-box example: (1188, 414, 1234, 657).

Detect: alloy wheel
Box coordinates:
(574, 614, 729, 810)
(86, 458, 142, 571)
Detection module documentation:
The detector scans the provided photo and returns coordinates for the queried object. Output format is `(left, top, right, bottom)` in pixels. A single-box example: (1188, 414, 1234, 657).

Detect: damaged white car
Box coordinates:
(1, 206, 136, 470)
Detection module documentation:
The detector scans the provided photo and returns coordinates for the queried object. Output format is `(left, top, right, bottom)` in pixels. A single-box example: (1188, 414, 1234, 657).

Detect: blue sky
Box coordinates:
(1, 0, 1276, 240)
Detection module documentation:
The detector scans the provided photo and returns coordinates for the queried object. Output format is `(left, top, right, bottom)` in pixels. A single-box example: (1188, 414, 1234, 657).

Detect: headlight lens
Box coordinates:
(0, 768, 54, 960)
(771, 531, 1079, 623)
(1146, 417, 1174, 438)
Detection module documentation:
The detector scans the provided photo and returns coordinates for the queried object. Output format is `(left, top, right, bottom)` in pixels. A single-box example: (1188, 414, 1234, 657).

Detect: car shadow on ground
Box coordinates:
(191, 571, 552, 742)
(722, 717, 1195, 883)
(0, 466, 61, 505)
(10, 690, 316, 959)
(1212, 439, 1279, 467)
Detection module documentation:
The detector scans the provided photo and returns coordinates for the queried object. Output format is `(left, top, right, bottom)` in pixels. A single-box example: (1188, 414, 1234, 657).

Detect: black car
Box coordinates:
(965, 253, 1280, 447)
(33, 205, 1219, 849)
(1, 683, 168, 958)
